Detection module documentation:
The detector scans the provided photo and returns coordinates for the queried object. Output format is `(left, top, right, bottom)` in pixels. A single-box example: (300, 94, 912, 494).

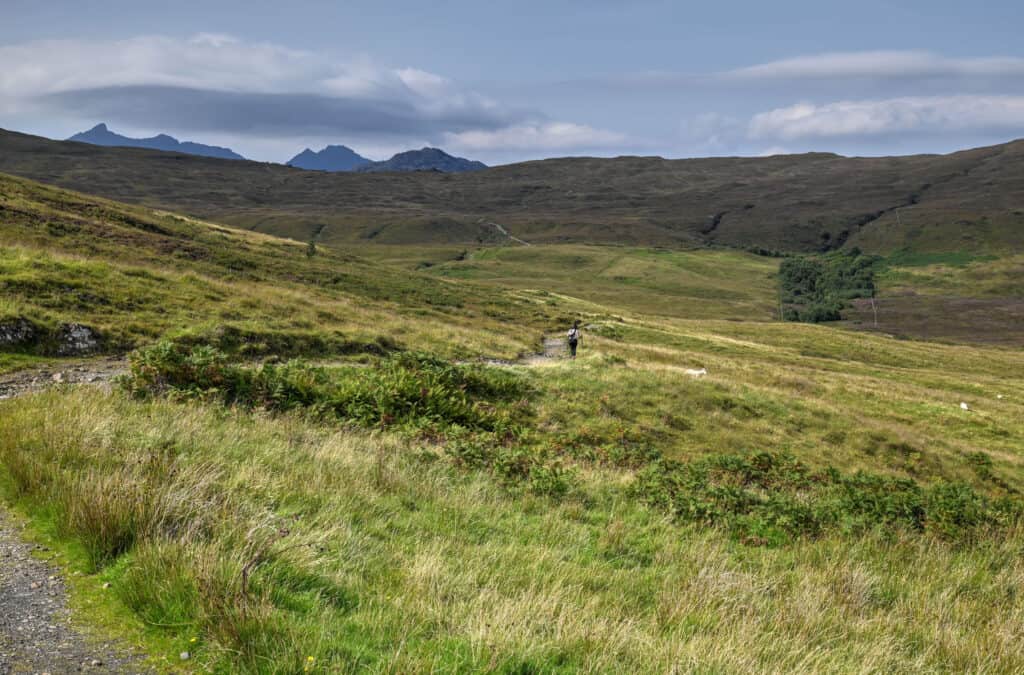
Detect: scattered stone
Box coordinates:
(101, 582, 110, 589)
(1, 508, 151, 672)
(52, 372, 65, 383)
(960, 402, 970, 411)
(180, 651, 191, 660)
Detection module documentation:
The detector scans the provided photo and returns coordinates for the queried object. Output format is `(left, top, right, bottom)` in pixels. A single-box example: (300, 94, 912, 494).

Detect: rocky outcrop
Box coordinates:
(55, 324, 101, 356)
(0, 319, 37, 347)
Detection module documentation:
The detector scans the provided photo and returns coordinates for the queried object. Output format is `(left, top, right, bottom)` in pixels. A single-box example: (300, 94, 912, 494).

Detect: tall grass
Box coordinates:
(2, 389, 1023, 672)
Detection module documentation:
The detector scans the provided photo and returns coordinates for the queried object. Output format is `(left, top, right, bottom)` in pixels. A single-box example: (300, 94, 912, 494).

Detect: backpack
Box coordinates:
(567, 327, 580, 342)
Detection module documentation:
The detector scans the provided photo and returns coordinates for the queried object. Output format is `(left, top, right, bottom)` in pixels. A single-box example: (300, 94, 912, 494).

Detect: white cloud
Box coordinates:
(727, 51, 1024, 81)
(396, 68, 451, 98)
(0, 33, 633, 160)
(749, 95, 1024, 140)
(445, 122, 627, 152)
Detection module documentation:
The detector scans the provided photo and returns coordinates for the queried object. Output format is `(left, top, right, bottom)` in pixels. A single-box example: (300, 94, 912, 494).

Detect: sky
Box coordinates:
(2, 0, 1024, 164)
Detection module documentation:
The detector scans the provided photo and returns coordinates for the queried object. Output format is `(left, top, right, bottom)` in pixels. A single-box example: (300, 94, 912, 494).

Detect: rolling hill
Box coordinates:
(2, 128, 1022, 254)
(356, 147, 487, 173)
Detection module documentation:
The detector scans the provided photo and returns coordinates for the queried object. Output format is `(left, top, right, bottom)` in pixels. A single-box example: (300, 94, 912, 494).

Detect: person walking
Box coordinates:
(567, 320, 582, 359)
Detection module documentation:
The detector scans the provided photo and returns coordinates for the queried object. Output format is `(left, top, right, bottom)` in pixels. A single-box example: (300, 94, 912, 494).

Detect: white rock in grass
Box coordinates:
(960, 402, 970, 411)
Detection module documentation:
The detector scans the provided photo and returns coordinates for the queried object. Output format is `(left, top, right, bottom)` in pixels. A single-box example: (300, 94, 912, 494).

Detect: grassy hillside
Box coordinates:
(0, 172, 560, 361)
(2, 173, 1024, 672)
(353, 244, 780, 320)
(2, 128, 1023, 254)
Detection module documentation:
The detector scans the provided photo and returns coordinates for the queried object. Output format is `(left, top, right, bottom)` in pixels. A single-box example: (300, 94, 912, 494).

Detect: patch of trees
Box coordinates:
(746, 246, 788, 258)
(779, 248, 880, 322)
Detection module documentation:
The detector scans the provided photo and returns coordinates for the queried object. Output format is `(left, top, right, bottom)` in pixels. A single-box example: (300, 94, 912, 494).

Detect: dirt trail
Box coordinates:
(1, 358, 149, 673)
(0, 511, 152, 674)
(469, 335, 567, 367)
(522, 336, 567, 365)
(0, 358, 126, 401)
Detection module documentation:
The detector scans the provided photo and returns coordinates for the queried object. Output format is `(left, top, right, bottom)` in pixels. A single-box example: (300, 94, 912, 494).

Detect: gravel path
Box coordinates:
(0, 511, 152, 674)
(467, 336, 567, 367)
(0, 358, 126, 401)
(1, 358, 152, 674)
(521, 336, 567, 365)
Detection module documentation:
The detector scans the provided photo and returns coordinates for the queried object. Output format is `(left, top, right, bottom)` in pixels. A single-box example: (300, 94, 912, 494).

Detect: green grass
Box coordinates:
(2, 171, 1024, 672)
(0, 172, 572, 361)
(878, 253, 1024, 297)
(884, 249, 998, 268)
(2, 389, 1023, 672)
(0, 352, 49, 376)
(353, 243, 780, 320)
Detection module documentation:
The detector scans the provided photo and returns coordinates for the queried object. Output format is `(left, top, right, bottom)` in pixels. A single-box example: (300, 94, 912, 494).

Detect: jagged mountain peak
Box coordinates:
(67, 124, 244, 161)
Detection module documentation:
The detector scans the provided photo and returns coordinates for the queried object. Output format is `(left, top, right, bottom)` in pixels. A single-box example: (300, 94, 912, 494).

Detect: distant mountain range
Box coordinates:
(69, 125, 486, 173)
(67, 124, 245, 160)
(287, 145, 371, 171)
(357, 147, 487, 173)
(6, 127, 1023, 255)
(290, 145, 486, 173)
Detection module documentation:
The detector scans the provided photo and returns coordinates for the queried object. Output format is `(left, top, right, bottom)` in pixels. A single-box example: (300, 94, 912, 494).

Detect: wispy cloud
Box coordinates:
(749, 95, 1024, 140)
(725, 51, 1024, 81)
(445, 122, 627, 152)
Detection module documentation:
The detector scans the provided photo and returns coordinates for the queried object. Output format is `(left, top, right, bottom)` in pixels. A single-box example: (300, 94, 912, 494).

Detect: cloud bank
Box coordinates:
(718, 51, 1024, 154)
(0, 34, 627, 160)
(3, 35, 1024, 161)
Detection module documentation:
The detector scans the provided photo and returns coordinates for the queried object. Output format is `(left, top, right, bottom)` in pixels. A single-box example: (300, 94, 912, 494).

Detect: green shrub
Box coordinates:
(444, 438, 573, 496)
(124, 342, 531, 433)
(631, 451, 1018, 545)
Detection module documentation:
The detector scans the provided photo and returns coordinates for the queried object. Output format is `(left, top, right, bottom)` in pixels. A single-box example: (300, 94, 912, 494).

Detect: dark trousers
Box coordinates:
(569, 340, 578, 357)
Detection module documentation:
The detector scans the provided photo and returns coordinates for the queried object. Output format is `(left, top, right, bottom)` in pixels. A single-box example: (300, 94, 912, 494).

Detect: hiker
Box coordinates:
(567, 320, 582, 359)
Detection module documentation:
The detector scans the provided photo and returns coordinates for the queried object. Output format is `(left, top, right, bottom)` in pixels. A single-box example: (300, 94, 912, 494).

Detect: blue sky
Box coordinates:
(3, 0, 1024, 163)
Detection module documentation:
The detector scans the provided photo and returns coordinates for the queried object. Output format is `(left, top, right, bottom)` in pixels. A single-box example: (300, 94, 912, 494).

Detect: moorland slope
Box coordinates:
(1, 170, 1023, 672)
(2, 128, 1022, 254)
